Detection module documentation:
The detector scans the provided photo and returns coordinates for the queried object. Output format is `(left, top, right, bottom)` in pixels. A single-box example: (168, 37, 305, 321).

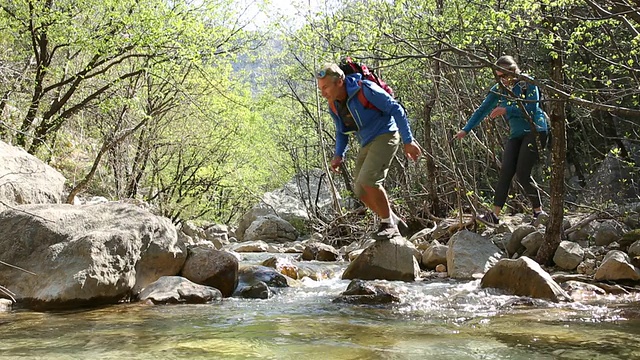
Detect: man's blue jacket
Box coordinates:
(328, 73, 414, 158)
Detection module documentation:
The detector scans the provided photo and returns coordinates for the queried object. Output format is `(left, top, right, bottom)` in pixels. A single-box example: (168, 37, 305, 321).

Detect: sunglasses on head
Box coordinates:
(316, 68, 338, 79)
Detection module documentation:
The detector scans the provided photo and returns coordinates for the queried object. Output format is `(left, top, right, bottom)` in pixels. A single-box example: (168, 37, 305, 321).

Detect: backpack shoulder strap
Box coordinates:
(329, 81, 380, 115)
(356, 80, 379, 111)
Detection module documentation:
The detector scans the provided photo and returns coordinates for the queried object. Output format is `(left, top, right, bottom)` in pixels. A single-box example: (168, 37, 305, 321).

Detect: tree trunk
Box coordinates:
(420, 0, 445, 217)
(422, 81, 442, 217)
(536, 11, 568, 265)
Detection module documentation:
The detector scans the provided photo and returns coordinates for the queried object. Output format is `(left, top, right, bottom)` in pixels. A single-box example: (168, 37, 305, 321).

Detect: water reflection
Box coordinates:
(1, 258, 640, 359)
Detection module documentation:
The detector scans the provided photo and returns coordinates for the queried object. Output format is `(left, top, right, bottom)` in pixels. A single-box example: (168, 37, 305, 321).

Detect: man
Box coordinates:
(316, 62, 422, 239)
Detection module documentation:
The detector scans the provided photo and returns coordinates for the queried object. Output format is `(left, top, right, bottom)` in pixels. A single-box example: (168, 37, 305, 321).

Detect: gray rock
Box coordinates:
(139, 276, 222, 304)
(236, 281, 272, 299)
(579, 147, 640, 204)
(481, 257, 571, 302)
(180, 246, 238, 297)
(594, 250, 640, 281)
(447, 230, 503, 279)
(204, 224, 230, 248)
(333, 279, 400, 305)
(0, 202, 186, 309)
(628, 239, 640, 258)
(236, 265, 289, 290)
(0, 140, 66, 212)
(231, 240, 271, 253)
(302, 242, 340, 261)
(577, 259, 597, 275)
(553, 241, 585, 270)
(421, 243, 448, 270)
(506, 225, 536, 257)
(0, 298, 12, 312)
(342, 236, 419, 282)
(235, 169, 335, 240)
(261, 256, 299, 279)
(243, 215, 299, 243)
(181, 221, 205, 239)
(521, 231, 544, 257)
(593, 220, 626, 246)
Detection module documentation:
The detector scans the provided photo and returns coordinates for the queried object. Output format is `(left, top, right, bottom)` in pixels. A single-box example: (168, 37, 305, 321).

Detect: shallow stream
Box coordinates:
(2, 253, 640, 359)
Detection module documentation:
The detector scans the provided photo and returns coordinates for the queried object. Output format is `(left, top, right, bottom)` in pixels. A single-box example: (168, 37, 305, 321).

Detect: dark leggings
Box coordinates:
(494, 132, 547, 209)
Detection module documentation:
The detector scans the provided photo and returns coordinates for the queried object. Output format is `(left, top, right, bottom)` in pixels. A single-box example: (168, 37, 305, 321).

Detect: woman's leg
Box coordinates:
(515, 132, 547, 211)
(494, 137, 522, 216)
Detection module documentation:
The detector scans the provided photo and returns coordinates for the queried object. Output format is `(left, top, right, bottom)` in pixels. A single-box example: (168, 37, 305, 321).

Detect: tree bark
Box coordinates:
(536, 10, 568, 265)
(420, 0, 445, 217)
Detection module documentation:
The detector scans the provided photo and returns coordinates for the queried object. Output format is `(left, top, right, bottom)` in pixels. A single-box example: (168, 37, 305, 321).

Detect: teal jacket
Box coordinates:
(329, 74, 414, 158)
(462, 77, 548, 139)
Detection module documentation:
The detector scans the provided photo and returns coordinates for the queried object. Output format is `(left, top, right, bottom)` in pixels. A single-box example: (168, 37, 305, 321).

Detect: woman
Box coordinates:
(454, 55, 549, 224)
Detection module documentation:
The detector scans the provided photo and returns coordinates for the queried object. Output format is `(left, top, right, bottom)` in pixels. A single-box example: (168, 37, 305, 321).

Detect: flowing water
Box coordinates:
(2, 253, 640, 360)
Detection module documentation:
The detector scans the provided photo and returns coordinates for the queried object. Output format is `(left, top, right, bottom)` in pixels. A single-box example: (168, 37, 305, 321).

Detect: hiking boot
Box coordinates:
(372, 222, 399, 240)
(396, 218, 410, 237)
(532, 210, 549, 225)
(476, 212, 500, 226)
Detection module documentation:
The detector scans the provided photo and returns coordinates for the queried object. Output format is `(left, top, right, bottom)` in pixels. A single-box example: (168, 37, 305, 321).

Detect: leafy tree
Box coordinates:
(272, 0, 639, 248)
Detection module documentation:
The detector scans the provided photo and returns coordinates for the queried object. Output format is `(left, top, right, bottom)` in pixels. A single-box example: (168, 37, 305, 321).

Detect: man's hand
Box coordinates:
(403, 141, 422, 162)
(490, 107, 506, 119)
(330, 156, 343, 173)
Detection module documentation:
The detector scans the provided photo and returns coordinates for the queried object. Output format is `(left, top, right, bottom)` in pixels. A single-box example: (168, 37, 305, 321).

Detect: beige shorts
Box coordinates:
(353, 132, 400, 198)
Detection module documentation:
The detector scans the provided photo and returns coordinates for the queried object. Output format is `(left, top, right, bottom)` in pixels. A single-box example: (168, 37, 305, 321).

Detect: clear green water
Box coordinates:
(2, 257, 640, 359)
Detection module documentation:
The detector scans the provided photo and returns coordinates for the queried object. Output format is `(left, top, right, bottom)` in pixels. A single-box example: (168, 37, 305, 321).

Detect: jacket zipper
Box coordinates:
(346, 88, 364, 142)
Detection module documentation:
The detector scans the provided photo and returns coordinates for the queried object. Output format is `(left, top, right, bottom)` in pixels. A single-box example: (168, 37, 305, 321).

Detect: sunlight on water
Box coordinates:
(1, 257, 640, 359)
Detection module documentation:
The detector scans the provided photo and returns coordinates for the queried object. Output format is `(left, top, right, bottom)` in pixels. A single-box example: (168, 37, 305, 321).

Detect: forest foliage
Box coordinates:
(1, 0, 638, 231)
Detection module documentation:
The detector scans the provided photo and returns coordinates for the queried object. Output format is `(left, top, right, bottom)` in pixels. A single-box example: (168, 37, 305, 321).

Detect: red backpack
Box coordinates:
(328, 57, 395, 115)
(339, 57, 395, 98)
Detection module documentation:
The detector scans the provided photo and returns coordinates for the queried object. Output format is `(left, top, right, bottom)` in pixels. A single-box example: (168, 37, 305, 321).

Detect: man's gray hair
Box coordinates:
(316, 63, 345, 81)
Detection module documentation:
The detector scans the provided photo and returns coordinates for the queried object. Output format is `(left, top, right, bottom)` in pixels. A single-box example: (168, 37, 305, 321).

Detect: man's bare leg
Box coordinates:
(360, 184, 391, 218)
(361, 184, 402, 239)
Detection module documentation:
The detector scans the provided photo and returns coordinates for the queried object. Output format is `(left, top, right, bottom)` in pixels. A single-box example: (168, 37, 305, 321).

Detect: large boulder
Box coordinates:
(521, 231, 545, 257)
(0, 202, 186, 309)
(342, 236, 419, 282)
(592, 220, 626, 247)
(447, 230, 503, 279)
(579, 143, 640, 204)
(180, 246, 238, 297)
(243, 215, 299, 243)
(0, 140, 66, 212)
(236, 169, 335, 240)
(235, 203, 277, 242)
(594, 250, 640, 281)
(481, 257, 571, 302)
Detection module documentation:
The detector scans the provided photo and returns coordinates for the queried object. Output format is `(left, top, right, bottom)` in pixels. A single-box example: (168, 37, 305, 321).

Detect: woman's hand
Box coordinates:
(453, 130, 467, 140)
(490, 107, 506, 119)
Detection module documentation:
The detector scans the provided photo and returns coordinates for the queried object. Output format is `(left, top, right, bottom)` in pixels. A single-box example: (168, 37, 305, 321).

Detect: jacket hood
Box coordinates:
(344, 73, 364, 97)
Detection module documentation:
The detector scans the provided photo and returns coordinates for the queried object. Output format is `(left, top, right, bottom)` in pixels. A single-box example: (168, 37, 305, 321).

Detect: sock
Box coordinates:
(391, 212, 400, 223)
(381, 217, 393, 224)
